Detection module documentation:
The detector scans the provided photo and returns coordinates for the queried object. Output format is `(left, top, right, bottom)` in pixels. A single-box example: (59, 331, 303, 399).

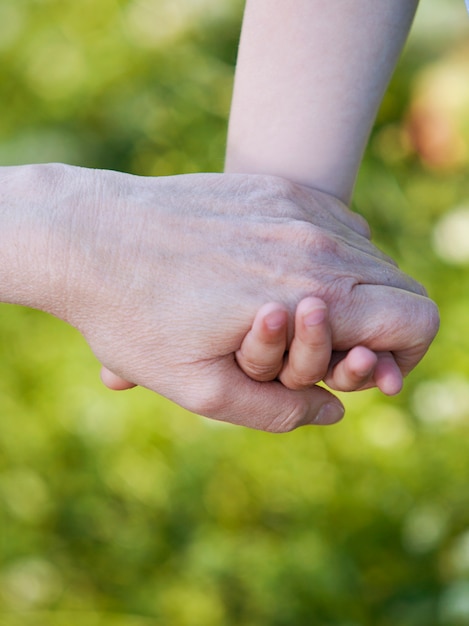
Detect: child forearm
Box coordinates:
(226, 0, 419, 204)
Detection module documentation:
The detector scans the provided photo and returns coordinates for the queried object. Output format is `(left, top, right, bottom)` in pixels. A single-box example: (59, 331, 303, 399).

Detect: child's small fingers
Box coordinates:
(372, 352, 403, 396)
(235, 303, 288, 381)
(101, 366, 137, 391)
(279, 297, 331, 390)
(324, 346, 378, 392)
(325, 349, 403, 395)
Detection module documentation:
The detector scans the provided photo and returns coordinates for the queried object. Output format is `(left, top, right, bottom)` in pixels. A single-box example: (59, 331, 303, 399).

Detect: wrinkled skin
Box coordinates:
(1, 164, 439, 431)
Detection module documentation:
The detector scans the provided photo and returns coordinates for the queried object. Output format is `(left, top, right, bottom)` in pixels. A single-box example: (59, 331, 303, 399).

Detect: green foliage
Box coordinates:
(1, 1, 469, 624)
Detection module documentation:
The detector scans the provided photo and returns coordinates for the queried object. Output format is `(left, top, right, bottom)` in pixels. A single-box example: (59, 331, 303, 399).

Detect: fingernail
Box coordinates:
(314, 402, 344, 425)
(303, 306, 326, 327)
(265, 310, 286, 331)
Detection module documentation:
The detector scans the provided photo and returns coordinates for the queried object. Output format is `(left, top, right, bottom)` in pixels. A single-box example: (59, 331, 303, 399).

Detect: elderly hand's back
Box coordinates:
(0, 165, 438, 431)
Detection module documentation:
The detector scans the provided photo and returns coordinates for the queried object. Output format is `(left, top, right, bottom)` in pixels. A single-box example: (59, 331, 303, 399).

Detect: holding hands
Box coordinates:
(106, 296, 404, 400)
(236, 298, 404, 396)
(76, 168, 438, 430)
(0, 165, 438, 431)
(0, 1, 439, 435)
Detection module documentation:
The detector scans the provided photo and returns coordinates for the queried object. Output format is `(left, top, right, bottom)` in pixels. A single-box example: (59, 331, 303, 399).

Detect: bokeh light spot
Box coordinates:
(433, 205, 469, 265)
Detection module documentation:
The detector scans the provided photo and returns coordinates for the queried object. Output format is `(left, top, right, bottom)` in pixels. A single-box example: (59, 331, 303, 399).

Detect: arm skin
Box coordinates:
(0, 163, 437, 432)
(226, 0, 419, 204)
(103, 1, 429, 402)
(226, 0, 434, 390)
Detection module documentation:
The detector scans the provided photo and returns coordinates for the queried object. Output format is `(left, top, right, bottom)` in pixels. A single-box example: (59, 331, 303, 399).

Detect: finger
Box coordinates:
(235, 303, 288, 381)
(279, 297, 331, 389)
(325, 346, 378, 392)
(326, 349, 403, 395)
(372, 352, 403, 396)
(331, 286, 439, 376)
(101, 366, 137, 391)
(195, 358, 345, 432)
(335, 247, 427, 296)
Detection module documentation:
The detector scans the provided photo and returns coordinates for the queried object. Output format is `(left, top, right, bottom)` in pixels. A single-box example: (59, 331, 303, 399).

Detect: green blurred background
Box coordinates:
(1, 1, 469, 624)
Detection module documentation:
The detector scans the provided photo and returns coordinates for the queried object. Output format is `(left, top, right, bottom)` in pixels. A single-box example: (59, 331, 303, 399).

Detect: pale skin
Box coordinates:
(103, 297, 397, 395)
(236, 299, 403, 396)
(2, 0, 438, 431)
(224, 0, 422, 399)
(105, 0, 422, 401)
(0, 164, 438, 432)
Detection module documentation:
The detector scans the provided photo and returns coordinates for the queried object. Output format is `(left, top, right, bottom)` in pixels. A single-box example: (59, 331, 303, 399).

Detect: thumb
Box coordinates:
(193, 360, 344, 432)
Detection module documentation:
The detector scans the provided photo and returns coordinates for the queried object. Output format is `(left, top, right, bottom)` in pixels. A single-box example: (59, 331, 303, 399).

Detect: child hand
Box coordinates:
(236, 297, 403, 395)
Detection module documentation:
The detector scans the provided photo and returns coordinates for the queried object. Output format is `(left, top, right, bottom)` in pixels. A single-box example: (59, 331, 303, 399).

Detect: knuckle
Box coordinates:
(292, 374, 322, 391)
(282, 368, 323, 391)
(236, 354, 281, 382)
(353, 213, 372, 239)
(244, 366, 280, 382)
(274, 221, 340, 260)
(300, 224, 339, 257)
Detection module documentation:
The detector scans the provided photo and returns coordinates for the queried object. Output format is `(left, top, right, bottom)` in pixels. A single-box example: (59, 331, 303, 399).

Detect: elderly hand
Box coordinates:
(0, 164, 438, 431)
